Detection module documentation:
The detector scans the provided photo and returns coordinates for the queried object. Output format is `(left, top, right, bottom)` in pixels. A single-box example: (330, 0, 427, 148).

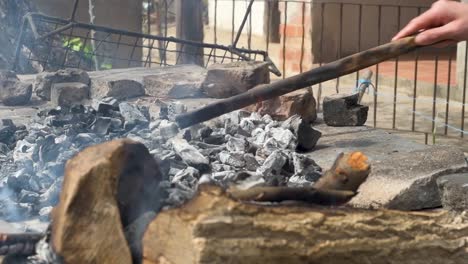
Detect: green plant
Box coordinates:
(62, 37, 113, 70)
(63, 37, 93, 60)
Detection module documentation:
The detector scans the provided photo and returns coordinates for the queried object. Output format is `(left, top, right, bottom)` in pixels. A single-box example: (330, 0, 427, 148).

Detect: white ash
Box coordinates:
(0, 99, 322, 223)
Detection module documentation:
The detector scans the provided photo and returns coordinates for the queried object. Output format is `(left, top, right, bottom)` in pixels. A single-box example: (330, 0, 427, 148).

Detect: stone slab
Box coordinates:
(309, 123, 468, 210)
(89, 65, 207, 100)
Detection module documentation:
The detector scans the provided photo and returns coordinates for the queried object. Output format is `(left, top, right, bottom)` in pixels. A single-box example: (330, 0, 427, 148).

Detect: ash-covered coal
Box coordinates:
(0, 99, 322, 223)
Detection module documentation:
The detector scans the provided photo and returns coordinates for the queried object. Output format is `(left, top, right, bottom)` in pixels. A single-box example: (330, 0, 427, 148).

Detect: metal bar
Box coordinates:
(374, 5, 382, 128)
(26, 13, 269, 56)
(412, 50, 419, 131)
(356, 4, 362, 84)
(70, 0, 80, 21)
(317, 2, 325, 112)
(444, 54, 452, 135)
(336, 2, 344, 93)
(12, 18, 28, 71)
(62, 25, 76, 67)
(231, 0, 236, 45)
(461, 42, 468, 138)
(299, 2, 306, 74)
(147, 0, 151, 34)
(127, 37, 140, 67)
(248, 0, 252, 52)
(233, 0, 255, 48)
(432, 54, 439, 136)
(392, 6, 401, 130)
(266, 0, 271, 52)
(214, 0, 218, 62)
(282, 1, 288, 79)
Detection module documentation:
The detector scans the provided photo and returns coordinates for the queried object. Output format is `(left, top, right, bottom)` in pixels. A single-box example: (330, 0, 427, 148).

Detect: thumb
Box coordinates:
(415, 24, 456, 46)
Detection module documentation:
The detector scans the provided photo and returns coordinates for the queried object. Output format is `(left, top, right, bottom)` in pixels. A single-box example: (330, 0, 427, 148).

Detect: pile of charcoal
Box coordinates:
(0, 99, 323, 223)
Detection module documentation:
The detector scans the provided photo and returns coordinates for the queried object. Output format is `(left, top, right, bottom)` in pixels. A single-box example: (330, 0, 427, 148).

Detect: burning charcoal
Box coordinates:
(171, 138, 210, 171)
(39, 206, 53, 221)
(200, 145, 226, 158)
(243, 153, 260, 171)
(43, 162, 65, 179)
(226, 135, 249, 153)
(0, 142, 10, 155)
(211, 163, 232, 172)
(18, 190, 39, 204)
(168, 101, 187, 116)
(119, 102, 149, 129)
(199, 126, 213, 139)
(7, 169, 31, 193)
(172, 167, 200, 189)
(256, 138, 280, 159)
(74, 133, 95, 146)
(262, 114, 274, 124)
(282, 115, 322, 151)
(211, 171, 237, 184)
(235, 173, 266, 190)
(257, 150, 288, 177)
(0, 119, 16, 144)
(239, 119, 255, 135)
(94, 97, 119, 114)
(198, 174, 215, 185)
(109, 118, 123, 131)
(250, 128, 267, 147)
(203, 134, 225, 145)
(165, 187, 195, 207)
(269, 127, 297, 150)
(291, 153, 322, 176)
(182, 129, 192, 141)
(156, 120, 180, 140)
(288, 175, 314, 187)
(92, 117, 112, 135)
(224, 121, 239, 136)
(14, 129, 29, 143)
(218, 151, 245, 168)
(149, 120, 161, 131)
(323, 93, 369, 126)
(27, 176, 41, 193)
(51, 82, 90, 108)
(39, 135, 60, 163)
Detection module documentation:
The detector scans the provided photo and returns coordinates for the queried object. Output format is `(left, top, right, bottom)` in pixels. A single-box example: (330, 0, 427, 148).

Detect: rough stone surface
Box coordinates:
(143, 65, 206, 99)
(311, 123, 468, 210)
(52, 139, 164, 264)
(0, 71, 32, 106)
(34, 68, 90, 101)
(323, 93, 369, 126)
(50, 82, 89, 107)
(437, 173, 468, 211)
(202, 61, 270, 98)
(90, 66, 207, 100)
(247, 90, 317, 122)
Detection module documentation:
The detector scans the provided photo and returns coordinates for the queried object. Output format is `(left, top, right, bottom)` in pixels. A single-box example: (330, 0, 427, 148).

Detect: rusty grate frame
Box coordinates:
(13, 0, 281, 76)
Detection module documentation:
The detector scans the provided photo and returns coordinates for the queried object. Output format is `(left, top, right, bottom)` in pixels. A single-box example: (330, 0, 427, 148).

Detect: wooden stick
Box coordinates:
(227, 186, 357, 206)
(176, 36, 419, 128)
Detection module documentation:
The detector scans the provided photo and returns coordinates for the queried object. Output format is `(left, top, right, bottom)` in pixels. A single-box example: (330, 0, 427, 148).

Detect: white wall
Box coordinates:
(208, 0, 265, 37)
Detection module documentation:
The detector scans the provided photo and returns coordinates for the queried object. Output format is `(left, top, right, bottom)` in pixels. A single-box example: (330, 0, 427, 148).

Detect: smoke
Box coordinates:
(0, 185, 20, 221)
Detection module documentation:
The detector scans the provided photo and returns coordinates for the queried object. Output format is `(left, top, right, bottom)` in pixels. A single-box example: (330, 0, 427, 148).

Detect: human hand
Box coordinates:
(393, 0, 468, 47)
